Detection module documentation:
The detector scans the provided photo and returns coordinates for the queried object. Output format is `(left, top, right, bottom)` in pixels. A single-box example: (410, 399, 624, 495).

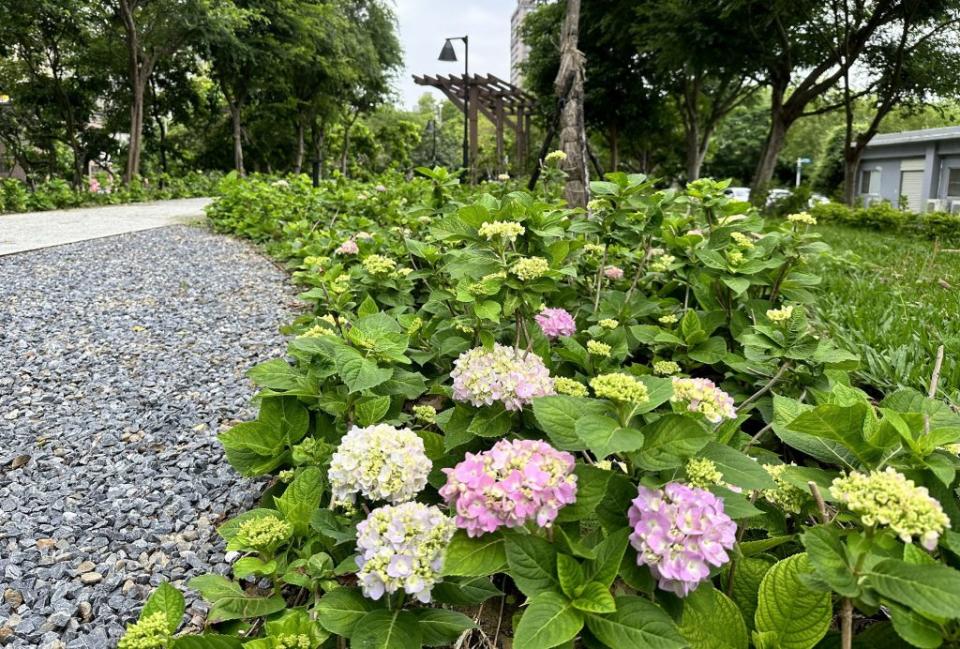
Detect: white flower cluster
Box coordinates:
(328, 424, 431, 505)
(356, 502, 455, 602)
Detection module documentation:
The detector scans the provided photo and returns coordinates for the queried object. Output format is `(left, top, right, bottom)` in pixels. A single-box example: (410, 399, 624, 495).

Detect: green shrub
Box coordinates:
(1, 178, 28, 213)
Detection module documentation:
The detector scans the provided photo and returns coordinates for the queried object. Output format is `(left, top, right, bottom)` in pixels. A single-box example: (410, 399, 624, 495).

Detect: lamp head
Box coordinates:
(438, 39, 457, 62)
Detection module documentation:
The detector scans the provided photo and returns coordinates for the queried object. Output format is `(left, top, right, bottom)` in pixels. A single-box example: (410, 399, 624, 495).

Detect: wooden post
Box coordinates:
(516, 105, 525, 173)
(469, 84, 479, 183)
(496, 99, 505, 175)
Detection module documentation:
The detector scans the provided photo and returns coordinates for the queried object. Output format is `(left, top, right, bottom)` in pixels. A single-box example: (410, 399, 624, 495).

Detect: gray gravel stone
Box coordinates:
(0, 225, 294, 646)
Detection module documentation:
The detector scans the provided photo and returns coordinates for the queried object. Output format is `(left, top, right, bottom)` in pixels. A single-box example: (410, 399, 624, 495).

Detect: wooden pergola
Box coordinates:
(413, 73, 536, 180)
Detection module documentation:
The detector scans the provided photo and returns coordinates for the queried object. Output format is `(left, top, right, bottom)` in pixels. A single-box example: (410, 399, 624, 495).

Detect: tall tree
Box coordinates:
(555, 0, 589, 208)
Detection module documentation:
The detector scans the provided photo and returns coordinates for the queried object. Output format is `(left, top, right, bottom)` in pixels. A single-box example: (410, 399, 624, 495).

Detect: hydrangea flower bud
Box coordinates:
(511, 257, 550, 281)
(355, 502, 455, 602)
(587, 340, 611, 357)
(361, 254, 396, 275)
(671, 377, 736, 423)
(328, 424, 431, 505)
(545, 150, 567, 164)
(628, 483, 737, 597)
(831, 467, 949, 550)
(478, 220, 525, 243)
(412, 404, 437, 424)
(599, 319, 619, 329)
(653, 360, 681, 376)
(658, 314, 678, 325)
(685, 458, 723, 489)
(590, 373, 649, 404)
(731, 231, 754, 249)
(766, 305, 794, 322)
(535, 307, 577, 339)
(650, 254, 676, 273)
(554, 377, 588, 397)
(440, 439, 578, 536)
(450, 344, 555, 411)
(761, 464, 808, 514)
(787, 212, 817, 225)
(118, 612, 170, 649)
(232, 515, 292, 553)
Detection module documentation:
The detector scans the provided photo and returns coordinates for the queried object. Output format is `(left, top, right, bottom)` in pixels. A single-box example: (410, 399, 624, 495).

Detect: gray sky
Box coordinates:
(393, 0, 517, 109)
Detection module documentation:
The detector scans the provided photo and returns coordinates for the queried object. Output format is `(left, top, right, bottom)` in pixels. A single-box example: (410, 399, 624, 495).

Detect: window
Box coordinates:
(947, 168, 960, 196)
(860, 169, 876, 194)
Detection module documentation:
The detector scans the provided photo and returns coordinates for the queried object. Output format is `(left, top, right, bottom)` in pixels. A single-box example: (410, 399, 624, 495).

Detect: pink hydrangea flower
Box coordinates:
(88, 178, 101, 193)
(604, 266, 624, 280)
(534, 308, 576, 339)
(450, 344, 555, 411)
(440, 439, 578, 536)
(628, 483, 737, 597)
(336, 239, 359, 255)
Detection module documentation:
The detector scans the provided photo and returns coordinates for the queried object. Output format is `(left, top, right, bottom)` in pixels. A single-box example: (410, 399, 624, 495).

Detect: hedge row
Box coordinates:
(810, 200, 960, 243)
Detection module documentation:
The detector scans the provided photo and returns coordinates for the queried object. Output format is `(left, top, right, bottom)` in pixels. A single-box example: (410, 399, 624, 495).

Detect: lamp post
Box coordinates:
(795, 157, 811, 187)
(438, 36, 468, 175)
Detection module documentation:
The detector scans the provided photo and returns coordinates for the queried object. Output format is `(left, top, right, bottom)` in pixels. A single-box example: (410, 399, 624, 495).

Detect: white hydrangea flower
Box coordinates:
(328, 424, 431, 505)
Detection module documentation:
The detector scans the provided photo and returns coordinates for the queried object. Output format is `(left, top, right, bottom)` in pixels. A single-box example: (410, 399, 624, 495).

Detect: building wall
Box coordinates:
(858, 139, 960, 210)
(510, 0, 536, 86)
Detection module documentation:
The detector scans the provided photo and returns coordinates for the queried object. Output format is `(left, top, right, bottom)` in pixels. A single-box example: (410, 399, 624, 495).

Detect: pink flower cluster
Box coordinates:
(450, 344, 555, 411)
(440, 439, 578, 536)
(336, 239, 359, 255)
(604, 266, 624, 280)
(628, 483, 737, 597)
(534, 307, 576, 339)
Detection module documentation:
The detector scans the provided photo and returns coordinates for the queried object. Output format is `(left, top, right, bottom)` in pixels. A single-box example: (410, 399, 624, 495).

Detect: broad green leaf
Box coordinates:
(532, 396, 608, 450)
(334, 346, 393, 393)
(315, 587, 376, 638)
(504, 532, 559, 597)
(887, 602, 945, 648)
(786, 404, 870, 464)
(634, 415, 711, 470)
(585, 596, 685, 649)
(635, 376, 674, 413)
(432, 576, 503, 606)
(218, 421, 282, 458)
(207, 591, 286, 624)
(754, 553, 831, 649)
(558, 554, 586, 599)
(247, 358, 303, 390)
(575, 415, 645, 458)
(867, 559, 960, 619)
(729, 556, 773, 630)
(259, 396, 309, 447)
(275, 466, 324, 536)
(584, 527, 630, 587)
(355, 395, 391, 426)
(173, 637, 242, 649)
(514, 592, 584, 649)
(801, 526, 858, 597)
(556, 464, 612, 523)
(700, 442, 776, 490)
(772, 396, 857, 468)
(414, 608, 477, 646)
(188, 574, 242, 602)
(233, 557, 276, 579)
(571, 581, 616, 614)
(352, 609, 421, 649)
(141, 582, 184, 634)
(474, 300, 501, 322)
(442, 530, 507, 576)
(679, 585, 748, 649)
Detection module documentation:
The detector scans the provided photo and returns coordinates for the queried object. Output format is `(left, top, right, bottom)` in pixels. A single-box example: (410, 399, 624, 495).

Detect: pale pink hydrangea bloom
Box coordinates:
(534, 307, 576, 339)
(450, 344, 555, 411)
(440, 438, 578, 536)
(628, 483, 737, 597)
(671, 377, 737, 423)
(604, 266, 624, 280)
(355, 231, 374, 241)
(336, 239, 359, 255)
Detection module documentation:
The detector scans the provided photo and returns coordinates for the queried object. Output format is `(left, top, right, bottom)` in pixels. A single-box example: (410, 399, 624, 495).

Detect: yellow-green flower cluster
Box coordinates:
(686, 458, 723, 489)
(118, 612, 170, 649)
(730, 232, 754, 249)
(650, 254, 676, 273)
(761, 464, 808, 514)
(583, 243, 605, 256)
(407, 317, 423, 334)
(787, 212, 817, 225)
(766, 305, 794, 322)
(659, 314, 678, 325)
(727, 250, 744, 265)
(413, 404, 437, 424)
(830, 467, 949, 550)
(362, 254, 397, 275)
(599, 319, 619, 329)
(391, 267, 413, 280)
(511, 256, 550, 281)
(587, 198, 609, 212)
(330, 274, 351, 294)
(653, 360, 681, 376)
(478, 220, 525, 243)
(587, 340, 611, 357)
(544, 149, 567, 164)
(273, 635, 312, 649)
(554, 377, 588, 397)
(233, 515, 293, 553)
(590, 373, 649, 404)
(303, 255, 329, 269)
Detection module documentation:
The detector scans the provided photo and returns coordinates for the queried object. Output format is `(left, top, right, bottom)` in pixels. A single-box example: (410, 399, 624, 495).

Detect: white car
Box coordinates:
(808, 193, 829, 207)
(766, 188, 792, 207)
(723, 187, 751, 202)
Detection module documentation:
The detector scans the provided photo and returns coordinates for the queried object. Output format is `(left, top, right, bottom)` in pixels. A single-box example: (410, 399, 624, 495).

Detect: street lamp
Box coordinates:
(438, 36, 468, 175)
(795, 157, 812, 187)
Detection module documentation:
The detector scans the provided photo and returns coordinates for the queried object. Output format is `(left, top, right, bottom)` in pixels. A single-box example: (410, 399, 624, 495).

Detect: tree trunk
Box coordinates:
(842, 153, 859, 206)
(339, 110, 359, 177)
(125, 79, 146, 183)
(685, 122, 702, 182)
(311, 119, 325, 188)
(554, 0, 589, 208)
(750, 107, 789, 200)
(293, 116, 305, 174)
(229, 100, 245, 176)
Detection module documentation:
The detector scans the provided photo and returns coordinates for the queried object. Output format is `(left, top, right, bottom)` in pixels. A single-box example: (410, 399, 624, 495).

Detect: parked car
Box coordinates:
(809, 193, 830, 207)
(723, 187, 751, 202)
(766, 188, 792, 207)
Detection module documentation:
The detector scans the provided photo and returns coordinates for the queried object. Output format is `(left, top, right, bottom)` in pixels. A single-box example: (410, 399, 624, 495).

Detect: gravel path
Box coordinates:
(0, 198, 211, 256)
(0, 225, 295, 648)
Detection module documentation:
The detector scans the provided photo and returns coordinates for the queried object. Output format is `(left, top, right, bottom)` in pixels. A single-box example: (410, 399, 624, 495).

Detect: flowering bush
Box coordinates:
(121, 173, 960, 649)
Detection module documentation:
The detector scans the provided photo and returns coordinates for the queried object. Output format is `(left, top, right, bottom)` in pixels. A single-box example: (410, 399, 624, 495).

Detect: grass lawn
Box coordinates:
(814, 224, 960, 403)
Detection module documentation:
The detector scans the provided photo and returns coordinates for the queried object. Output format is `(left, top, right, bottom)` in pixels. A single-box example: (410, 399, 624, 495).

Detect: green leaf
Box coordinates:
(888, 602, 945, 648)
(315, 587, 376, 638)
(218, 421, 282, 458)
(414, 608, 477, 646)
(259, 396, 310, 447)
(358, 295, 379, 318)
(442, 530, 507, 576)
(585, 596, 685, 649)
(334, 346, 393, 393)
(504, 532, 559, 597)
(772, 396, 857, 468)
(575, 415, 645, 458)
(786, 404, 870, 464)
(729, 557, 773, 631)
(634, 376, 674, 414)
(141, 582, 184, 634)
(467, 404, 513, 438)
(700, 442, 776, 490)
(572, 581, 616, 614)
(206, 588, 286, 624)
(867, 559, 960, 619)
(556, 464, 613, 523)
(753, 553, 831, 649)
(688, 337, 727, 364)
(474, 300, 502, 322)
(634, 415, 712, 471)
(532, 396, 608, 450)
(801, 526, 858, 597)
(173, 636, 242, 649)
(558, 554, 586, 599)
(514, 592, 584, 649)
(233, 557, 277, 579)
(679, 585, 748, 649)
(584, 527, 630, 587)
(275, 466, 323, 536)
(355, 395, 392, 426)
(432, 576, 503, 606)
(247, 358, 303, 390)
(352, 609, 421, 649)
